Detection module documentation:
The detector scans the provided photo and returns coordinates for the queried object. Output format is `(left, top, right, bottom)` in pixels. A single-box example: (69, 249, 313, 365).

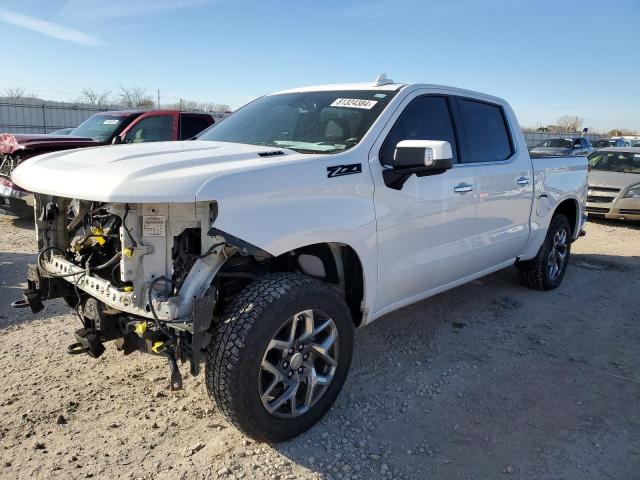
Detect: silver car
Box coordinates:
(530, 137, 593, 158)
(586, 147, 640, 221)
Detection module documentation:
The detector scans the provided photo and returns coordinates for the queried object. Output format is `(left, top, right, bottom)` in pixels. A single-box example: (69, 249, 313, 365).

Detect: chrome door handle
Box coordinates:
(453, 183, 474, 193)
(516, 177, 531, 185)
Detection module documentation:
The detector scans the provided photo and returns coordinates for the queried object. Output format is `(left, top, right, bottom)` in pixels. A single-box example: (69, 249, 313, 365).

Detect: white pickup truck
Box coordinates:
(11, 76, 587, 442)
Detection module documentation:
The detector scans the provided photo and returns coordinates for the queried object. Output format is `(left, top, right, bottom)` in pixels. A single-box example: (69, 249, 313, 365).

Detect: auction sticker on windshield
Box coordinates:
(330, 98, 378, 109)
(102, 119, 119, 125)
(142, 215, 166, 237)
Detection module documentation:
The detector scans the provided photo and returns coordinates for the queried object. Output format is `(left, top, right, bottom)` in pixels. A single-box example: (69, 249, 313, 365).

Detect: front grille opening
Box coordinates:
(588, 186, 621, 193)
(586, 206, 610, 214)
(587, 196, 614, 203)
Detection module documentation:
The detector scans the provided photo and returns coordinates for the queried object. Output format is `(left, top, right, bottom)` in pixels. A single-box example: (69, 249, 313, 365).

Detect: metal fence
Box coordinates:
(522, 131, 606, 149)
(0, 97, 127, 134)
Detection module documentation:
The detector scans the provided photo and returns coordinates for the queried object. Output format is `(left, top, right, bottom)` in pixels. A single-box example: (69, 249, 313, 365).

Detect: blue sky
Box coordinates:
(0, 0, 638, 131)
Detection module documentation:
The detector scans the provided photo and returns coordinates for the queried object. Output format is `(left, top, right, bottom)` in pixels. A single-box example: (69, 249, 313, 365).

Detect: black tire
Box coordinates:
(517, 214, 572, 290)
(205, 272, 354, 442)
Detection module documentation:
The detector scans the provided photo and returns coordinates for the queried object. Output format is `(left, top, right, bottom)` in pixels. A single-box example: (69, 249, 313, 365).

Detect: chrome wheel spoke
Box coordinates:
(303, 367, 319, 408)
(309, 326, 338, 367)
(261, 377, 280, 403)
(300, 317, 333, 342)
(266, 382, 299, 414)
(301, 309, 315, 338)
(268, 338, 291, 352)
(287, 315, 299, 344)
(262, 359, 283, 379)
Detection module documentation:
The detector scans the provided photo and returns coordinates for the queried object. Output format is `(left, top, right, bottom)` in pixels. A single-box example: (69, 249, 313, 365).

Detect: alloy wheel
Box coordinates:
(259, 309, 339, 418)
(547, 228, 568, 281)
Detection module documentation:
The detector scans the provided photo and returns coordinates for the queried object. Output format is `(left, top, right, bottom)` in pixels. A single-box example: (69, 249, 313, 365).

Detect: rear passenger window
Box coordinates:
(459, 99, 512, 162)
(380, 96, 458, 166)
(181, 116, 213, 140)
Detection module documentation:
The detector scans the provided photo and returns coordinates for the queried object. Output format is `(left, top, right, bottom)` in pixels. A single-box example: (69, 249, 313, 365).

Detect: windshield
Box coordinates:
(537, 138, 572, 148)
(70, 114, 127, 142)
(592, 139, 615, 148)
(197, 90, 398, 154)
(588, 151, 640, 174)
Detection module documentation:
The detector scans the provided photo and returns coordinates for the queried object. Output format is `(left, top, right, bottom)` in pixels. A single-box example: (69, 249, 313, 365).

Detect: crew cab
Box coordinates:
(10, 77, 587, 442)
(0, 110, 216, 216)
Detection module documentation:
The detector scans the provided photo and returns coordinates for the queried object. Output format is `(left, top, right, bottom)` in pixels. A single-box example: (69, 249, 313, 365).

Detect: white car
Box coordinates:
(11, 76, 588, 442)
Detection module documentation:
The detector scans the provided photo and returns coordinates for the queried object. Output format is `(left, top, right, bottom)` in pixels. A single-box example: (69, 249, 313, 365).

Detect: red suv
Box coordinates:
(0, 110, 216, 216)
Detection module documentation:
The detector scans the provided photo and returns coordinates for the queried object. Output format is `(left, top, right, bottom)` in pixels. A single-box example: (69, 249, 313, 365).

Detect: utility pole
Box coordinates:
(157, 89, 160, 109)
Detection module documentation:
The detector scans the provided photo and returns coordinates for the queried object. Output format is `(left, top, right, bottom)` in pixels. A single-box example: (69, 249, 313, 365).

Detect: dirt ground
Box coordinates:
(0, 213, 639, 480)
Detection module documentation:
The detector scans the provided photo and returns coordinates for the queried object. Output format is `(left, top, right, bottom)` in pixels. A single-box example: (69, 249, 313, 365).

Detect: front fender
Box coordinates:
(196, 154, 379, 314)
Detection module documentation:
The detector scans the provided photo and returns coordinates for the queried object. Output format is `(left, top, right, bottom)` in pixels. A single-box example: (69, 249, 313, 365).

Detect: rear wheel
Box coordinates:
(518, 214, 572, 290)
(206, 272, 354, 442)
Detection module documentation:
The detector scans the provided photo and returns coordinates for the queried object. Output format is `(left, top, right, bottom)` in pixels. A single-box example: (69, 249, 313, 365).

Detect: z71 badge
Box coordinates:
(327, 163, 362, 178)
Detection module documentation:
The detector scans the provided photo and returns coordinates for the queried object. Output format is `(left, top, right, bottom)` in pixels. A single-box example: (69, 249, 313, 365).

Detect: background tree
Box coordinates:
(607, 128, 637, 136)
(4, 86, 26, 100)
(76, 87, 111, 106)
(166, 98, 231, 112)
(556, 115, 584, 133)
(118, 86, 155, 108)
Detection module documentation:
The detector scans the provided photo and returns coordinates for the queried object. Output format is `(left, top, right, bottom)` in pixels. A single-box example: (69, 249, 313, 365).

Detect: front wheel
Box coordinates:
(517, 214, 572, 290)
(205, 272, 354, 442)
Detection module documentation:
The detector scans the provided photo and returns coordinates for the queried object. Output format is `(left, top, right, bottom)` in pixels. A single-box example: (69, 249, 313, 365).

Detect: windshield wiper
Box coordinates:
(286, 148, 325, 154)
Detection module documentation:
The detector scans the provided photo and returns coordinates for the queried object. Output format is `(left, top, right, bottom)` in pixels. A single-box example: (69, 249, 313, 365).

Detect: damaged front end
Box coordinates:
(13, 193, 234, 390)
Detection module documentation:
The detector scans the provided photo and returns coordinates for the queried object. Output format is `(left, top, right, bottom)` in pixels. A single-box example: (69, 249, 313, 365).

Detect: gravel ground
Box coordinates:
(1, 213, 639, 479)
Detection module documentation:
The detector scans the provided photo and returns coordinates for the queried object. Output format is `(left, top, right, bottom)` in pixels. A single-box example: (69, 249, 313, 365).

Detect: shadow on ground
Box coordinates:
(0, 252, 68, 328)
(272, 258, 640, 479)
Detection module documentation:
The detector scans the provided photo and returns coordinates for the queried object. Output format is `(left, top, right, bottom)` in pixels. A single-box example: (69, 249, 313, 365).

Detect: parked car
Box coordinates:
(592, 138, 629, 149)
(0, 110, 216, 216)
(586, 147, 640, 221)
(630, 140, 640, 147)
(529, 137, 593, 157)
(10, 78, 587, 442)
(48, 127, 75, 135)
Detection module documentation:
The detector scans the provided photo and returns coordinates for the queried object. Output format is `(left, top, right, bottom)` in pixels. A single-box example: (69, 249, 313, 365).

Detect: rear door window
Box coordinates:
(458, 99, 513, 163)
(180, 115, 213, 140)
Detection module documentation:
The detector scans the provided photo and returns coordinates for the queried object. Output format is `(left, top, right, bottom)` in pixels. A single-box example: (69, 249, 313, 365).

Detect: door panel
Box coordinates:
(472, 159, 533, 270)
(453, 97, 533, 271)
(372, 167, 477, 310)
(370, 92, 478, 313)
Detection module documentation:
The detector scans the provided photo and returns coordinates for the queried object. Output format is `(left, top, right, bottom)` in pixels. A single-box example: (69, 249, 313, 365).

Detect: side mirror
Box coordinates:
(393, 140, 453, 169)
(384, 140, 453, 190)
(111, 135, 123, 145)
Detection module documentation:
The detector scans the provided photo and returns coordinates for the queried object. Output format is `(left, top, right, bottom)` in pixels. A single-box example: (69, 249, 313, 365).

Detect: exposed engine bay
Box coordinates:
(16, 193, 235, 390)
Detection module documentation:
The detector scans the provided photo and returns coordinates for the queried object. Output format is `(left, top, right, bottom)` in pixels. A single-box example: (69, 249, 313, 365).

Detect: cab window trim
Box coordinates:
(451, 96, 517, 166)
(378, 94, 462, 167)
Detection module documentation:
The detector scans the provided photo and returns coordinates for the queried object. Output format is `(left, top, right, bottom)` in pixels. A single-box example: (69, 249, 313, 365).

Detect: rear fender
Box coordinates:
(518, 158, 587, 261)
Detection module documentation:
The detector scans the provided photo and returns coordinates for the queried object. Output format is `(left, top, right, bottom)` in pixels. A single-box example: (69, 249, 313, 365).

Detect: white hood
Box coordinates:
(11, 141, 314, 203)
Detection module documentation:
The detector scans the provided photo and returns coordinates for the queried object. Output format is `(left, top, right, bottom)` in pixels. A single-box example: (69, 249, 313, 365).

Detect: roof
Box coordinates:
(546, 136, 584, 139)
(89, 110, 214, 116)
(270, 78, 509, 106)
(596, 147, 640, 153)
(273, 82, 407, 95)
